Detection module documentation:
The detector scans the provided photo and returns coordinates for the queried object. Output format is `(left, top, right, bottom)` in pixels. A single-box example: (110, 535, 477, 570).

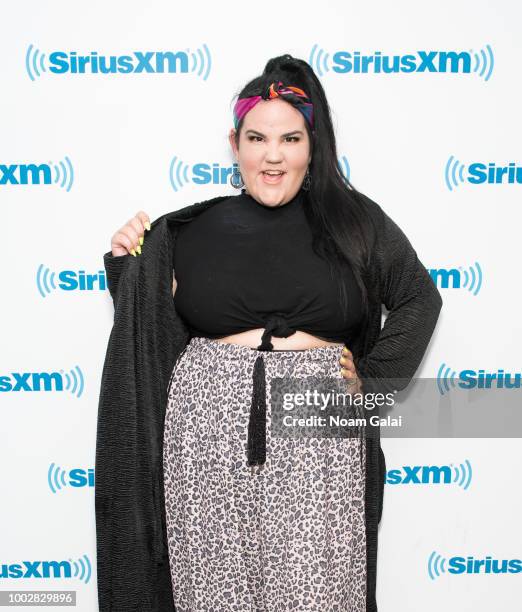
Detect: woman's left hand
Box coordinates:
(339, 346, 363, 395)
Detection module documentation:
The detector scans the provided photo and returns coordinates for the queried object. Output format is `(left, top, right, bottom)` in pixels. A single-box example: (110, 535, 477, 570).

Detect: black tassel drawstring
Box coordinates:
(247, 316, 295, 475)
(247, 354, 267, 475)
(245, 319, 366, 477)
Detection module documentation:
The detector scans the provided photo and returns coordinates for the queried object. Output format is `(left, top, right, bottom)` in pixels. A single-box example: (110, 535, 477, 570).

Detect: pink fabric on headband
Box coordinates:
(233, 96, 263, 127)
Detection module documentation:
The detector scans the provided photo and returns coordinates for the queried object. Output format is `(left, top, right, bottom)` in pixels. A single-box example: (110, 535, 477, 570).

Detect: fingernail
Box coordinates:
(342, 347, 349, 355)
(136, 244, 142, 255)
(144, 221, 151, 231)
(139, 236, 144, 246)
(130, 249, 136, 256)
(340, 357, 347, 365)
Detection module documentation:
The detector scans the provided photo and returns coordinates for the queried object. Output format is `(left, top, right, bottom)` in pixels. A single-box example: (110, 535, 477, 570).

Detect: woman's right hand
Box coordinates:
(111, 211, 151, 257)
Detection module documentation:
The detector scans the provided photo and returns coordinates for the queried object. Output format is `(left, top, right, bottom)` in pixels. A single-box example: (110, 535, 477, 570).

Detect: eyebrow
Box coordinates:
(245, 129, 304, 138)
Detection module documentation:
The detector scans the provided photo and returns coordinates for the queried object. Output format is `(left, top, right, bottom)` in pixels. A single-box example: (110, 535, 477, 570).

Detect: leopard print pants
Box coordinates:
(163, 336, 367, 611)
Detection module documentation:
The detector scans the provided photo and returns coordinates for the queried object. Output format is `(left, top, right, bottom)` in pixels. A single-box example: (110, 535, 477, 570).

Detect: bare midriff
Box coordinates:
(214, 329, 344, 351)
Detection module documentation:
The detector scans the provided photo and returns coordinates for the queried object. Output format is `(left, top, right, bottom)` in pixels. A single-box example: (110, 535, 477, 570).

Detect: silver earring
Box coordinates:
(302, 168, 312, 191)
(230, 165, 244, 189)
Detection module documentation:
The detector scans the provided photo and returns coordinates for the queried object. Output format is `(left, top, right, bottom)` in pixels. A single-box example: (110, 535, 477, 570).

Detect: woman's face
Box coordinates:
(229, 98, 312, 208)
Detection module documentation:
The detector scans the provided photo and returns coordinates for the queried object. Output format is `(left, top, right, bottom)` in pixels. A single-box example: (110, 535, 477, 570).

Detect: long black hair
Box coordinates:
(231, 54, 378, 331)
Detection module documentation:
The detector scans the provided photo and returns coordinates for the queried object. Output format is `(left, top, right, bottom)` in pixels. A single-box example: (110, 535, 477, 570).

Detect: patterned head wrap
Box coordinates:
(233, 80, 314, 130)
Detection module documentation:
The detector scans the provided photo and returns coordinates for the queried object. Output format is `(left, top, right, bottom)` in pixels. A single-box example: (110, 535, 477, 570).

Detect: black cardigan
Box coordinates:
(95, 192, 443, 612)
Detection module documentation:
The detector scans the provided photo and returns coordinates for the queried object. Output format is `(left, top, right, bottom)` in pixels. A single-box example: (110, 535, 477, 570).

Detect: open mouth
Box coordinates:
(261, 171, 286, 183)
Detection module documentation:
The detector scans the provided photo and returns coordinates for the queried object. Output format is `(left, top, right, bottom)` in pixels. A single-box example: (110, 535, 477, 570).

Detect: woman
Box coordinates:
(96, 55, 442, 612)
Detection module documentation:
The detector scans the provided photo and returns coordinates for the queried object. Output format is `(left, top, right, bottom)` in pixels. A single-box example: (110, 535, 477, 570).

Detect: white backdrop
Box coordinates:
(1, 1, 520, 610)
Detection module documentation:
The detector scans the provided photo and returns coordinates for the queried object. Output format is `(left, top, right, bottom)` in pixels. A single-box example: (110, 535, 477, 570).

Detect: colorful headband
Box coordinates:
(233, 80, 314, 130)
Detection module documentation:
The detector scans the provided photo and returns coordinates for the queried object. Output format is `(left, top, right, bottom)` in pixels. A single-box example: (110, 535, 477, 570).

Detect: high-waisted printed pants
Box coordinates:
(162, 336, 367, 612)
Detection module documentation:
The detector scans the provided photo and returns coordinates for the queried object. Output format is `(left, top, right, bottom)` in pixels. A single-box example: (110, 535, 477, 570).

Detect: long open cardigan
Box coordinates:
(95, 192, 443, 612)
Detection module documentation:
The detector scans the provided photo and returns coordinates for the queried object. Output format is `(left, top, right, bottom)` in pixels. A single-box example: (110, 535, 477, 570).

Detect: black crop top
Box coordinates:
(173, 189, 364, 350)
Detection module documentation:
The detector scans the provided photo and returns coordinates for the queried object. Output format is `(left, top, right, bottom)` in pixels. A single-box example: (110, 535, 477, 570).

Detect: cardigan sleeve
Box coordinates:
(103, 251, 132, 308)
(353, 199, 443, 394)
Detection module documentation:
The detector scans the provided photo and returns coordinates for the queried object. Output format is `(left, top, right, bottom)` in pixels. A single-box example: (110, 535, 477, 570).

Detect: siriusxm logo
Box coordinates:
(48, 463, 94, 493)
(0, 555, 91, 582)
(0, 367, 84, 397)
(309, 44, 494, 81)
(26, 44, 211, 80)
(0, 157, 73, 191)
(438, 364, 522, 395)
(428, 262, 482, 295)
(386, 459, 472, 489)
(169, 156, 351, 192)
(445, 156, 522, 190)
(428, 551, 521, 579)
(36, 265, 107, 297)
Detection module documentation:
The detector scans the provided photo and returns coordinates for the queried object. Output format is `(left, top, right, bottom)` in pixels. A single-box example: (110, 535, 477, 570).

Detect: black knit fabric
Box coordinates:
(172, 189, 364, 345)
(96, 191, 443, 611)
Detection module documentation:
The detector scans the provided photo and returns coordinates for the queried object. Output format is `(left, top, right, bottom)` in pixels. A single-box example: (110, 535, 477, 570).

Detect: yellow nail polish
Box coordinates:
(144, 221, 151, 231)
(139, 236, 144, 246)
(130, 249, 136, 256)
(340, 357, 347, 365)
(136, 244, 142, 255)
